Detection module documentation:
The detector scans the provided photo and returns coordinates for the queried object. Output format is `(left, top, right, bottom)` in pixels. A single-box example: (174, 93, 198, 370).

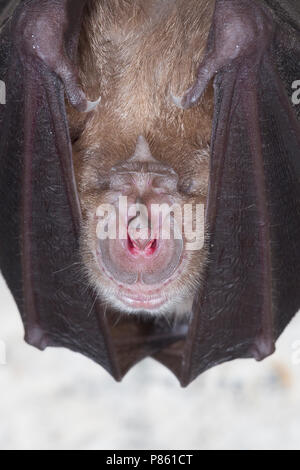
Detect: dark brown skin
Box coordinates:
(68, 0, 215, 316)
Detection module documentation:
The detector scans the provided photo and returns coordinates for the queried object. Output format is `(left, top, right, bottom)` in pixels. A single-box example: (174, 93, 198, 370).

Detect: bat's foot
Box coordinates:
(25, 325, 50, 351)
(176, 0, 275, 110)
(250, 337, 276, 362)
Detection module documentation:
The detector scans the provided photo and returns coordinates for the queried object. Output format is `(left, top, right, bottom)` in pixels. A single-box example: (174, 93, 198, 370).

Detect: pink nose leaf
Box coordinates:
(127, 204, 157, 254)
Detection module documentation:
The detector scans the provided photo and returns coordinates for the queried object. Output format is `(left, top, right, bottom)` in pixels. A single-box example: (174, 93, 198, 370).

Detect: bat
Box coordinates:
(0, 0, 299, 386)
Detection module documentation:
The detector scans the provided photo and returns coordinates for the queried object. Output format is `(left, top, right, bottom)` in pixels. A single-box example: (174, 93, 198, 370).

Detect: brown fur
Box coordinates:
(67, 0, 215, 315)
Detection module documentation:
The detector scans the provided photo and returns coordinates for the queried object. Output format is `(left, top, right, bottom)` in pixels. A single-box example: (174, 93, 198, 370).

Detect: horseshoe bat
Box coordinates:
(0, 0, 300, 386)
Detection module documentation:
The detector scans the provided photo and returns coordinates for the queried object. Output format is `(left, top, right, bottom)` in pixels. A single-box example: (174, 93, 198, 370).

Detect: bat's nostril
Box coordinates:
(127, 232, 158, 255)
(147, 238, 158, 255)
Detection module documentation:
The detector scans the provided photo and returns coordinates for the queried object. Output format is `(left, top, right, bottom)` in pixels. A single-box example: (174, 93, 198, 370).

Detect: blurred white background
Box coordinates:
(0, 274, 300, 450)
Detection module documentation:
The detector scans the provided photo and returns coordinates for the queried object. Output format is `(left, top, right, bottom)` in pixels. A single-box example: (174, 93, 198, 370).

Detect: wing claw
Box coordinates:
(178, 0, 274, 109)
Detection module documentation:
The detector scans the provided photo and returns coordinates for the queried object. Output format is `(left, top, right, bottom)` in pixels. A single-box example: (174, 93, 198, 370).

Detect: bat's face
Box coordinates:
(68, 0, 214, 316)
(78, 136, 208, 316)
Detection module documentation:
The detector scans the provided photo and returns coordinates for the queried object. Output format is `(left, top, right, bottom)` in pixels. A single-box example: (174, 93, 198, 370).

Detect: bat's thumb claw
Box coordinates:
(64, 82, 101, 113)
(57, 62, 101, 113)
(84, 96, 102, 113)
(171, 81, 207, 110)
(170, 93, 184, 109)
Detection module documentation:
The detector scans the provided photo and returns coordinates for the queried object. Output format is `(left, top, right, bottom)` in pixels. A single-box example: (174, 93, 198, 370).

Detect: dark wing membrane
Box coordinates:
(265, 0, 300, 120)
(0, 0, 19, 25)
(0, 3, 184, 381)
(0, 14, 122, 377)
(265, 0, 300, 33)
(155, 0, 300, 386)
(1, 0, 299, 386)
(184, 52, 300, 386)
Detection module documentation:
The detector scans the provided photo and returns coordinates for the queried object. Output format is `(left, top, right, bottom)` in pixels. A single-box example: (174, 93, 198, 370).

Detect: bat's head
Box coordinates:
(79, 136, 207, 316)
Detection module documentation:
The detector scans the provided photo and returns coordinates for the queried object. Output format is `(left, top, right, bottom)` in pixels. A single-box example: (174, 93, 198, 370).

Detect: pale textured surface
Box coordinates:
(0, 274, 300, 450)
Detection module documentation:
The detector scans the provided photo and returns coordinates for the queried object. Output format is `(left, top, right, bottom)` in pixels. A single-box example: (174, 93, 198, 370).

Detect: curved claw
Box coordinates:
(62, 75, 101, 113)
(181, 62, 216, 109)
(57, 61, 101, 113)
(170, 92, 185, 110)
(66, 90, 101, 113)
(85, 97, 102, 113)
(12, 0, 99, 114)
(172, 0, 275, 110)
(171, 63, 214, 110)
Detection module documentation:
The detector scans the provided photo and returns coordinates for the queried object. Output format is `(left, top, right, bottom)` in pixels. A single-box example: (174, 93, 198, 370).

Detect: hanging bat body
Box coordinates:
(0, 0, 299, 385)
(69, 0, 213, 316)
